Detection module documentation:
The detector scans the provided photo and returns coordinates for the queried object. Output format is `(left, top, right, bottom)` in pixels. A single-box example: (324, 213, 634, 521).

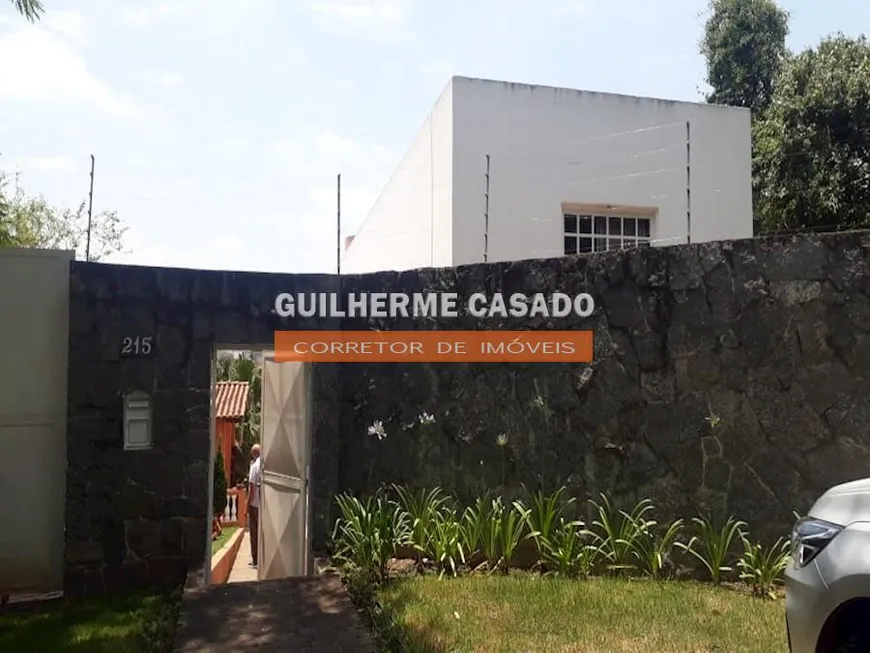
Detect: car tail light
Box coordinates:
(791, 517, 842, 568)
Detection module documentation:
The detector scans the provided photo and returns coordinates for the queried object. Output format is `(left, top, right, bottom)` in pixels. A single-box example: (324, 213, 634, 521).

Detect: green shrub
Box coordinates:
(627, 517, 684, 579)
(676, 515, 747, 584)
(212, 451, 228, 519)
(330, 490, 409, 579)
(527, 486, 574, 555)
(326, 486, 793, 597)
(538, 517, 601, 578)
(737, 535, 791, 599)
(393, 485, 447, 574)
(426, 505, 466, 578)
(476, 496, 530, 574)
(589, 494, 655, 575)
(460, 494, 492, 570)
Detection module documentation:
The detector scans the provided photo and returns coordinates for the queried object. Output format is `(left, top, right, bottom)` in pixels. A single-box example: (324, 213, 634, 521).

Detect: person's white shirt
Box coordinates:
(248, 457, 262, 509)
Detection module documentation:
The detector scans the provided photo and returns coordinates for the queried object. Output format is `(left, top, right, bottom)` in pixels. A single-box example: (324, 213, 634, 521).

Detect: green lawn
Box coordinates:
(0, 591, 180, 653)
(211, 525, 238, 555)
(377, 575, 788, 653)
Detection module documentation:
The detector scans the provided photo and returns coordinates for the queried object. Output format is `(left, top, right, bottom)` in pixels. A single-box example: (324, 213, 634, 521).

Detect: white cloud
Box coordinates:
(119, 3, 193, 27)
(44, 10, 88, 47)
(119, 0, 273, 35)
(313, 132, 394, 170)
(208, 135, 250, 155)
(304, 179, 378, 235)
(419, 62, 450, 77)
(118, 233, 246, 271)
(272, 132, 395, 189)
(542, 0, 594, 15)
(305, 0, 416, 41)
(139, 71, 184, 87)
(419, 62, 454, 90)
(316, 131, 356, 156)
(308, 0, 406, 24)
(0, 23, 142, 121)
(273, 141, 305, 156)
(18, 156, 71, 172)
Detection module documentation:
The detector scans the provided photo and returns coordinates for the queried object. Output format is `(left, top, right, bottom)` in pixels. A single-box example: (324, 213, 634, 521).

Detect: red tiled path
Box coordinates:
(173, 575, 375, 652)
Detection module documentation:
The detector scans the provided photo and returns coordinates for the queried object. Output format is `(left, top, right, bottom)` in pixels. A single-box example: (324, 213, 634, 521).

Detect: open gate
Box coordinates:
(258, 359, 312, 579)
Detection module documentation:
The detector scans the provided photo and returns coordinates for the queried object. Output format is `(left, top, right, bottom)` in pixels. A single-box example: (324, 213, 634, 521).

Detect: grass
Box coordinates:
(211, 525, 239, 555)
(376, 574, 787, 653)
(0, 589, 181, 653)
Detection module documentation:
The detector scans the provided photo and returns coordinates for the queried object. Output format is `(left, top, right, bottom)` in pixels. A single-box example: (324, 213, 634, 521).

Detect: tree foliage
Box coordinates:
(9, 0, 43, 22)
(701, 0, 870, 234)
(0, 171, 128, 261)
(213, 450, 229, 518)
(216, 352, 262, 484)
(754, 35, 870, 233)
(700, 0, 789, 114)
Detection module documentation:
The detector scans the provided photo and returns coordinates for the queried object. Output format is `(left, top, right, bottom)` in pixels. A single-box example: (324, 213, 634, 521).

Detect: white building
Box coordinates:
(342, 76, 752, 274)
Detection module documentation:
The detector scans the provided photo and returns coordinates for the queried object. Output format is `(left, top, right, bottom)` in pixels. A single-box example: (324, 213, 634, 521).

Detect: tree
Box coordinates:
(700, 0, 790, 114)
(0, 171, 127, 261)
(754, 35, 870, 233)
(700, 1, 870, 235)
(9, 0, 43, 22)
(215, 351, 262, 484)
(213, 450, 229, 519)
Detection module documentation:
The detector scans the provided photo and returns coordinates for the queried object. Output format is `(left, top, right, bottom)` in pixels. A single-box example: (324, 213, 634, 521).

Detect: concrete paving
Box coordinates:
(174, 531, 374, 652)
(227, 532, 258, 584)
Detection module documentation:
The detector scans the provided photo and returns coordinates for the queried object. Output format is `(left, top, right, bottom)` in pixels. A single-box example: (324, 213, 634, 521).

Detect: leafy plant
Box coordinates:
(737, 535, 791, 599)
(0, 169, 127, 259)
(393, 485, 448, 574)
(479, 498, 501, 572)
(330, 491, 410, 578)
(479, 497, 530, 573)
(676, 515, 747, 584)
(538, 517, 601, 578)
(497, 499, 532, 574)
(426, 505, 466, 579)
(460, 494, 491, 570)
(589, 494, 654, 574)
(212, 451, 228, 519)
(628, 518, 684, 579)
(527, 486, 573, 555)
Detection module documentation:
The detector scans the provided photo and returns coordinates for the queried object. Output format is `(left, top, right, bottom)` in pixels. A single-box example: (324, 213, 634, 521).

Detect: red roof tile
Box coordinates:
(215, 381, 250, 419)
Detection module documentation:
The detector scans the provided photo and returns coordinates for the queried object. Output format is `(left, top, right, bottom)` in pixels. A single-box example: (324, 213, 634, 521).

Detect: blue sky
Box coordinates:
(1, 0, 867, 273)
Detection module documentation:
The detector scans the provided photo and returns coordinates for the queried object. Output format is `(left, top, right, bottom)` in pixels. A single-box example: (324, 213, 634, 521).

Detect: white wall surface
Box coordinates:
(341, 83, 454, 274)
(0, 248, 71, 594)
(450, 77, 753, 266)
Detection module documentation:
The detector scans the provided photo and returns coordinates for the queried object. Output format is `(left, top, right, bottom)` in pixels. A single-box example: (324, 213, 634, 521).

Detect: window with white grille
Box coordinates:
(563, 213, 652, 255)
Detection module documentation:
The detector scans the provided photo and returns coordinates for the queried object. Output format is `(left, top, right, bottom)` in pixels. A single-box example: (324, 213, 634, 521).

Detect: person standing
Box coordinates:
(247, 444, 262, 568)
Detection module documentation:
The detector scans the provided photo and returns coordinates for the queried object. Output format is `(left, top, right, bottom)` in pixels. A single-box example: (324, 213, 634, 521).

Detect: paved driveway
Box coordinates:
(173, 575, 375, 652)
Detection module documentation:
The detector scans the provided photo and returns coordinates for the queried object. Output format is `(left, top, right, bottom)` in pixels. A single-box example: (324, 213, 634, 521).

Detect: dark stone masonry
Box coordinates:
(64, 230, 870, 597)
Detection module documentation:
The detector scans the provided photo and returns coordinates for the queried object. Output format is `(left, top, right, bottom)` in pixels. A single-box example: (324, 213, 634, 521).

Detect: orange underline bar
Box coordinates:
(274, 331, 594, 363)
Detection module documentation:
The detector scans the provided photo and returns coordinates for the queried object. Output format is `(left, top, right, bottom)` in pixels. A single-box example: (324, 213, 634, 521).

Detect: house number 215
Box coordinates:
(121, 336, 153, 356)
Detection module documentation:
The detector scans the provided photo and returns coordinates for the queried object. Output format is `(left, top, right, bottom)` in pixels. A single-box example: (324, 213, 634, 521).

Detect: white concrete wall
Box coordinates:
(450, 77, 753, 265)
(341, 83, 454, 274)
(0, 248, 71, 594)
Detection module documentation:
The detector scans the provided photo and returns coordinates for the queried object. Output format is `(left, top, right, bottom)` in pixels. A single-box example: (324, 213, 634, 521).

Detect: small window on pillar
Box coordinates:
(123, 390, 152, 450)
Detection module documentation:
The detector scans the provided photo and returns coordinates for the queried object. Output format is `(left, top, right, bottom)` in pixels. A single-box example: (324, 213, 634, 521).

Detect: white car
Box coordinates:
(785, 478, 870, 652)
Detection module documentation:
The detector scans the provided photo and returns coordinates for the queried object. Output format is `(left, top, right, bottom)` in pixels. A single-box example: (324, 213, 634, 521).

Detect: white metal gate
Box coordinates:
(258, 359, 312, 580)
(0, 249, 71, 594)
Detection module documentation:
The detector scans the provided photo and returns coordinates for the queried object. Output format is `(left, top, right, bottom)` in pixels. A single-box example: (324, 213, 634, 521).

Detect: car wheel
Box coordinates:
(830, 633, 864, 653)
(817, 600, 870, 653)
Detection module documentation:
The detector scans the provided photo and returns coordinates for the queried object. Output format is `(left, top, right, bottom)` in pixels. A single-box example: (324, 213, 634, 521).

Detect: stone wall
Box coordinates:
(64, 231, 870, 597)
(64, 266, 342, 597)
(338, 231, 870, 542)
